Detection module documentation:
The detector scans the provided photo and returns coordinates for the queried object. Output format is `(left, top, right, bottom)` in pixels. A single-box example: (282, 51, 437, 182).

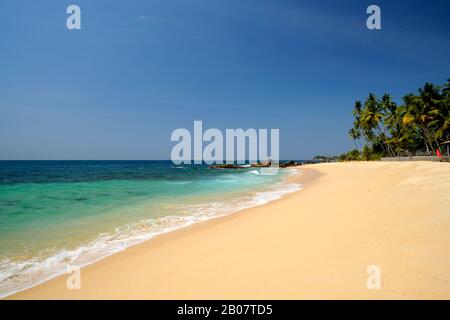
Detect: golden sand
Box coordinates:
(9, 162, 450, 299)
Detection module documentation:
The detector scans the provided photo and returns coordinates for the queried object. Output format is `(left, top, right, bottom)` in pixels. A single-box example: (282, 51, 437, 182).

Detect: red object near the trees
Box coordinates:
(436, 148, 442, 158)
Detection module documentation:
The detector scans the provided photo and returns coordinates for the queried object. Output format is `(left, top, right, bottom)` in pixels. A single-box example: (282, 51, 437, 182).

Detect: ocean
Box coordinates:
(0, 160, 300, 297)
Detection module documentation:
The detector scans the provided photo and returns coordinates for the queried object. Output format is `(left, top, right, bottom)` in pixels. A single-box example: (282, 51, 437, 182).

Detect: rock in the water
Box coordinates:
(279, 161, 301, 168)
(209, 160, 272, 169)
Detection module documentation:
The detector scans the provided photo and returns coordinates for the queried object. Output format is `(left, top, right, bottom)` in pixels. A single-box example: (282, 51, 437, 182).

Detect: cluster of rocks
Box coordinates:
(209, 160, 302, 169)
(278, 161, 301, 168)
(208, 164, 247, 169)
(208, 160, 272, 169)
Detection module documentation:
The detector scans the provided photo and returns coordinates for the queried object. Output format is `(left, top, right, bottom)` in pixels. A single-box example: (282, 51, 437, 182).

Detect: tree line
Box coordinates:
(347, 79, 449, 160)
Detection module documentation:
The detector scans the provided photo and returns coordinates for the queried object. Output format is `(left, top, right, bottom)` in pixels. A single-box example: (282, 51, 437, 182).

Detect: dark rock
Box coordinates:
(208, 164, 244, 169)
(279, 161, 301, 168)
(209, 160, 272, 169)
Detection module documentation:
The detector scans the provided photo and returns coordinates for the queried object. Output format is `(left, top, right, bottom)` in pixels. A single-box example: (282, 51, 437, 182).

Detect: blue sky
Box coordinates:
(0, 0, 449, 160)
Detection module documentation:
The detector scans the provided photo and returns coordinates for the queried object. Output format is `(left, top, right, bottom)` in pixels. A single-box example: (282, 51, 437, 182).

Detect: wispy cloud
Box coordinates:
(137, 15, 159, 23)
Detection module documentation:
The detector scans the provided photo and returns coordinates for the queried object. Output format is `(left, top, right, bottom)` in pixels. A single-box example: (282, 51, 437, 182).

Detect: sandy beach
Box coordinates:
(9, 161, 450, 299)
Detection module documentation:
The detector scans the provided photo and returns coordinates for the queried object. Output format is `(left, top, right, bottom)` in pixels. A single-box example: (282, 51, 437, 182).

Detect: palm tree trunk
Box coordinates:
(375, 127, 395, 157)
(419, 125, 435, 155)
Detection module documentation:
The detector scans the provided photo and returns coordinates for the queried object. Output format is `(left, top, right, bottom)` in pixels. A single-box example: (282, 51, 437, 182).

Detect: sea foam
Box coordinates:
(0, 174, 301, 298)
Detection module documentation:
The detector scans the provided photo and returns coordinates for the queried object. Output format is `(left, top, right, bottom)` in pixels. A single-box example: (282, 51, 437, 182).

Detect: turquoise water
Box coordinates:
(0, 161, 300, 297)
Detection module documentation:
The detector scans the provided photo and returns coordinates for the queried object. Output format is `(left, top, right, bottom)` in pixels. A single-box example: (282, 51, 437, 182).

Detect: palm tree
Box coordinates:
(428, 101, 450, 150)
(403, 94, 434, 154)
(385, 105, 406, 156)
(349, 79, 450, 158)
(379, 94, 397, 156)
(359, 94, 394, 156)
(442, 79, 450, 95)
(403, 84, 443, 154)
(348, 127, 360, 149)
(349, 101, 363, 149)
(428, 79, 450, 145)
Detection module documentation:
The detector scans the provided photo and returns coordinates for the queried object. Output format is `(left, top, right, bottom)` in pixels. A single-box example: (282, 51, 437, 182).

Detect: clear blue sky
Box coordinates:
(0, 0, 449, 160)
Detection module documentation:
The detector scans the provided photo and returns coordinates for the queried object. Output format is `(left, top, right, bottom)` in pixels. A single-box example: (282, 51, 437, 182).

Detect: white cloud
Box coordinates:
(137, 15, 158, 23)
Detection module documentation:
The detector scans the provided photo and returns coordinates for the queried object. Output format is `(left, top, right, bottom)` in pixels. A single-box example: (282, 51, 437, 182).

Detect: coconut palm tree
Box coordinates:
(359, 93, 394, 156)
(379, 94, 397, 156)
(428, 97, 450, 145)
(348, 127, 360, 149)
(349, 101, 363, 149)
(349, 79, 450, 158)
(402, 91, 436, 154)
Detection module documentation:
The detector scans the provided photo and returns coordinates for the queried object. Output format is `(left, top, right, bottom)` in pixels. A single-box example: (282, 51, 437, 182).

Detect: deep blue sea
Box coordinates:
(0, 160, 300, 297)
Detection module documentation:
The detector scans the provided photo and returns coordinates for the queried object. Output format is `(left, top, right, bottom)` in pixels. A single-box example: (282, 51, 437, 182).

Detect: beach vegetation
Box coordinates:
(313, 155, 339, 162)
(339, 149, 361, 161)
(349, 79, 450, 158)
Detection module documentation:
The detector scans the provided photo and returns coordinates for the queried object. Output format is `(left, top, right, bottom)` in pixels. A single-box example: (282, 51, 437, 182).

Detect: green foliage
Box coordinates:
(348, 79, 450, 158)
(339, 149, 361, 161)
(313, 155, 338, 162)
(346, 149, 361, 161)
(362, 146, 382, 161)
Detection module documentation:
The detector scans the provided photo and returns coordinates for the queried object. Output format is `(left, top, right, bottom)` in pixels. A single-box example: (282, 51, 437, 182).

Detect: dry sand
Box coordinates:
(9, 161, 450, 299)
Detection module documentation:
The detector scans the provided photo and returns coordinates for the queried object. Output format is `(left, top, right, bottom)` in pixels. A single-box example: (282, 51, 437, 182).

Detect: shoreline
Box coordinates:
(2, 167, 310, 299)
(8, 162, 450, 299)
